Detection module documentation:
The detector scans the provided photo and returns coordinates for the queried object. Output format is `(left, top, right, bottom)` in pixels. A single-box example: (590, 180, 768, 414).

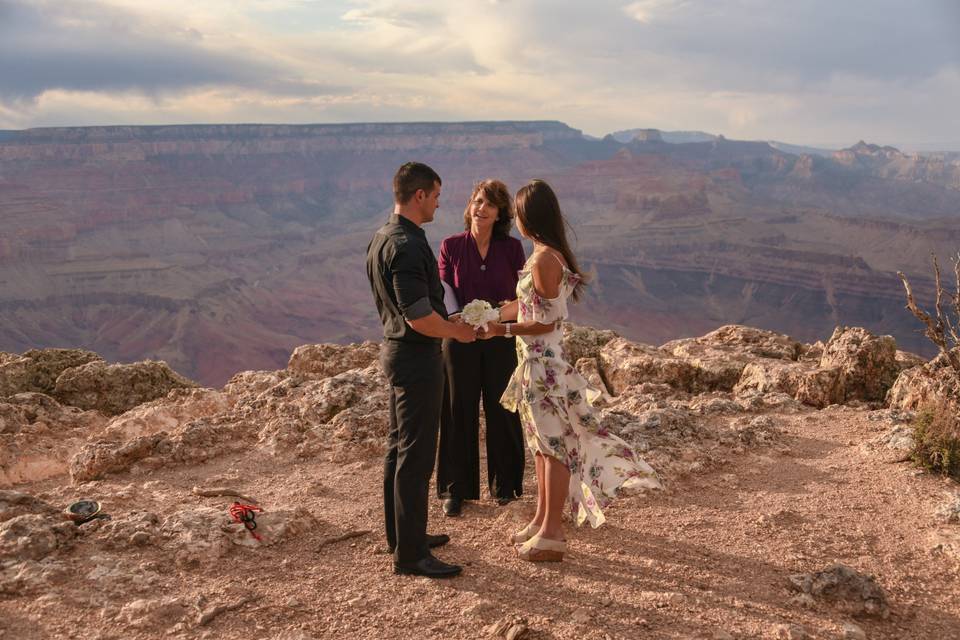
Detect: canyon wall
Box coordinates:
(1, 122, 957, 384)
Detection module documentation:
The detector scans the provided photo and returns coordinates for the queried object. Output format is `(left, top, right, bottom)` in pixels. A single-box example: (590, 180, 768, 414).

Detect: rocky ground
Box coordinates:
(1, 324, 959, 640)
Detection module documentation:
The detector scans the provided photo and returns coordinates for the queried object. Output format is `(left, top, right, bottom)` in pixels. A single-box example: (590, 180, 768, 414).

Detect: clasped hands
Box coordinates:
(449, 313, 506, 342)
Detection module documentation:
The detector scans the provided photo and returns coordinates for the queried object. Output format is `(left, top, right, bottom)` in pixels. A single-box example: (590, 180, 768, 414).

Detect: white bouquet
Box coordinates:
(460, 299, 501, 330)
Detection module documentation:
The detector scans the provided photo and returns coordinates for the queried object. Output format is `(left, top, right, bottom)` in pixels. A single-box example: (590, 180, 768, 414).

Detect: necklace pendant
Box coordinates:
(480, 264, 486, 271)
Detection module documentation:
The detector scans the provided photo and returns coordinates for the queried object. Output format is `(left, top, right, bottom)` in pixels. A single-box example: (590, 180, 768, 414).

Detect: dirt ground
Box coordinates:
(2, 405, 959, 640)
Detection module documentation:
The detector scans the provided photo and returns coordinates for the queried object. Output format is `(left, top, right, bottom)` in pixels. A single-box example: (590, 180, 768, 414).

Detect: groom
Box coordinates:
(366, 161, 476, 578)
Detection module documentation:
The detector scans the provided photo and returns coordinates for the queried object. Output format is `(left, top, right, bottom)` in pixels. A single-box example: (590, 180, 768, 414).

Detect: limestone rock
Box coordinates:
(0, 401, 28, 434)
(787, 564, 889, 618)
(247, 363, 390, 455)
(935, 493, 960, 524)
(70, 434, 166, 482)
(0, 490, 58, 522)
(575, 357, 612, 399)
(600, 338, 698, 394)
(54, 360, 197, 416)
(895, 349, 926, 372)
(223, 369, 288, 398)
(287, 341, 379, 379)
(663, 324, 802, 361)
(223, 507, 317, 547)
(103, 387, 233, 441)
(484, 614, 529, 639)
(562, 323, 618, 364)
(158, 505, 233, 564)
(0, 513, 77, 562)
(734, 360, 812, 398)
(729, 416, 779, 446)
(119, 597, 189, 630)
(862, 423, 914, 463)
(819, 326, 898, 403)
(842, 621, 867, 640)
(887, 349, 960, 411)
(794, 367, 845, 408)
(0, 348, 103, 398)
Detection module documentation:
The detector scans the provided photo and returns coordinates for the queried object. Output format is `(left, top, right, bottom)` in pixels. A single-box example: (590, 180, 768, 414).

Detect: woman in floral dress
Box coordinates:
(479, 179, 662, 562)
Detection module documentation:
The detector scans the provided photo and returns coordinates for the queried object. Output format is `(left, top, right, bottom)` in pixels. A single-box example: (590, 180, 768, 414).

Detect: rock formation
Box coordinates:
(2, 123, 959, 385)
(1, 324, 959, 639)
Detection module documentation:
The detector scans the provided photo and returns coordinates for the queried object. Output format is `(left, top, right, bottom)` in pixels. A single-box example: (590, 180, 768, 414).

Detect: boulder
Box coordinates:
(819, 326, 898, 403)
(287, 341, 379, 379)
(0, 513, 77, 562)
(70, 434, 166, 482)
(103, 387, 233, 441)
(794, 367, 845, 408)
(896, 349, 927, 372)
(53, 360, 197, 415)
(734, 360, 812, 398)
(600, 338, 698, 394)
(223, 369, 288, 398)
(887, 349, 960, 411)
(787, 564, 889, 618)
(223, 507, 317, 547)
(0, 348, 103, 398)
(561, 323, 619, 364)
(663, 324, 802, 361)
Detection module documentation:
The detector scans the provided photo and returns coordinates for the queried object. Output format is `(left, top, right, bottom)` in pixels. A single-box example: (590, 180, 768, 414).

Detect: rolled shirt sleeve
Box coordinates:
(391, 244, 434, 321)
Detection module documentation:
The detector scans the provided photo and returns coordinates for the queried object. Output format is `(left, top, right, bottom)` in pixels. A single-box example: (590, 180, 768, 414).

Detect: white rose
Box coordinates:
(460, 299, 500, 330)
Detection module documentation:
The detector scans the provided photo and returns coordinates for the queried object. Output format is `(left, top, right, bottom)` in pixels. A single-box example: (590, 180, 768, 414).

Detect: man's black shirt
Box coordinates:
(366, 213, 447, 344)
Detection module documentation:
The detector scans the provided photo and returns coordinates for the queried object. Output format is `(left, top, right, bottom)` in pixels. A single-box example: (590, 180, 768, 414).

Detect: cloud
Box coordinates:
(0, 0, 342, 101)
(0, 0, 957, 148)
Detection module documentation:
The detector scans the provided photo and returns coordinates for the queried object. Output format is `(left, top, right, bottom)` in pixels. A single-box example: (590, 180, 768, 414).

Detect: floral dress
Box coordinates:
(500, 256, 662, 527)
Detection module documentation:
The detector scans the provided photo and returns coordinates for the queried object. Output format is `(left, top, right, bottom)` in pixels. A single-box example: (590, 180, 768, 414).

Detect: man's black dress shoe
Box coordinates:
(394, 554, 462, 578)
(496, 496, 518, 506)
(442, 497, 462, 517)
(387, 533, 449, 555)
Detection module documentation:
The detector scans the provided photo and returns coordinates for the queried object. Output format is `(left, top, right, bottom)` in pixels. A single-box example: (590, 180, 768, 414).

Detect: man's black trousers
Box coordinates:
(437, 336, 525, 502)
(381, 341, 443, 564)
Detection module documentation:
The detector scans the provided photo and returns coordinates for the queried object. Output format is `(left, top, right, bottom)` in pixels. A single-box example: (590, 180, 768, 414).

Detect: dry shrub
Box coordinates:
(913, 399, 960, 480)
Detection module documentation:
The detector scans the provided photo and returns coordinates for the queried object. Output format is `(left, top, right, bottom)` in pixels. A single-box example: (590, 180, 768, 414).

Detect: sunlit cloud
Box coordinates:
(0, 0, 957, 148)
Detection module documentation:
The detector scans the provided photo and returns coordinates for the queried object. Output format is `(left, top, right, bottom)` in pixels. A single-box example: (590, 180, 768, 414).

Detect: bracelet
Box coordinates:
(504, 322, 512, 338)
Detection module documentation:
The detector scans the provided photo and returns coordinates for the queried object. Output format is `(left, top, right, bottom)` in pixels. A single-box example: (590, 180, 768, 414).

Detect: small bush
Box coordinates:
(912, 399, 960, 480)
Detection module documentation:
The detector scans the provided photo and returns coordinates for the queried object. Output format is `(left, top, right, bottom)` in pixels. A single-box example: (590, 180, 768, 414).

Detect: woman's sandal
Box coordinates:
(516, 534, 566, 562)
(510, 522, 540, 545)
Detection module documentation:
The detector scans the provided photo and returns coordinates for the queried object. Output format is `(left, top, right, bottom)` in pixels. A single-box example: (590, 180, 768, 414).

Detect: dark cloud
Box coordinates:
(0, 0, 346, 100)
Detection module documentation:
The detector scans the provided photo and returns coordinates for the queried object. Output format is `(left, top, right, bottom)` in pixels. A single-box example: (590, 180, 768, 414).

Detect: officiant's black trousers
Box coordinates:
(437, 336, 525, 501)
(381, 341, 443, 564)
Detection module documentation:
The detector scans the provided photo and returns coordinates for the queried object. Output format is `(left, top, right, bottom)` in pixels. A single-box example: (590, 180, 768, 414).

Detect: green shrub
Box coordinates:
(912, 399, 960, 480)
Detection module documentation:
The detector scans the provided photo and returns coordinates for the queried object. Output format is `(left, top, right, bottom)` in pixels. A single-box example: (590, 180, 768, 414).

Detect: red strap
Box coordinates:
(229, 502, 263, 541)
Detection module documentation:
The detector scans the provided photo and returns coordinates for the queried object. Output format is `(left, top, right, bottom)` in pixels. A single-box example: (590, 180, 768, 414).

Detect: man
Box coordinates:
(366, 162, 476, 578)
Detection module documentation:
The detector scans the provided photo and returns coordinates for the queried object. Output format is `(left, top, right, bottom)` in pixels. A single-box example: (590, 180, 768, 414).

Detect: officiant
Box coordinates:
(436, 179, 527, 516)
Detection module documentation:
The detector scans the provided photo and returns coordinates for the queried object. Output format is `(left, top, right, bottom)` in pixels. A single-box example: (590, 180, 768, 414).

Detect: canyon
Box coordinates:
(1, 121, 958, 385)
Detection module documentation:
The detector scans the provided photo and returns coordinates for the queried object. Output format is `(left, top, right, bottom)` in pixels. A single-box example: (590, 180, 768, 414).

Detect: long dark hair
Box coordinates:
(514, 179, 587, 302)
(462, 179, 513, 238)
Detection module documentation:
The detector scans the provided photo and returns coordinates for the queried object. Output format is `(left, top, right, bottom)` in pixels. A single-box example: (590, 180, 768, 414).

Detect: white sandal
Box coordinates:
(517, 534, 566, 562)
(510, 522, 540, 545)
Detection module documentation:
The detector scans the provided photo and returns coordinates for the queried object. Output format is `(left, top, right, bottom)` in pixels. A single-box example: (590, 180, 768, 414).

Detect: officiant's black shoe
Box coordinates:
(496, 495, 518, 506)
(387, 533, 450, 555)
(394, 554, 462, 578)
(442, 497, 463, 517)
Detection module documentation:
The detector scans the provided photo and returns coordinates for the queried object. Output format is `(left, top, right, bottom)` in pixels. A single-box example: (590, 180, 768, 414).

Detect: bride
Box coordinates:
(479, 179, 662, 561)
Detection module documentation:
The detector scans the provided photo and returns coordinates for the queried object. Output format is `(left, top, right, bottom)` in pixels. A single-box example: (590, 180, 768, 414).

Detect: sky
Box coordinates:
(1, 0, 959, 149)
